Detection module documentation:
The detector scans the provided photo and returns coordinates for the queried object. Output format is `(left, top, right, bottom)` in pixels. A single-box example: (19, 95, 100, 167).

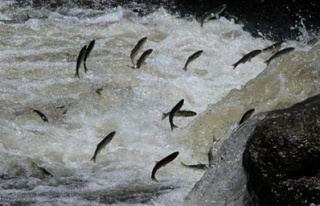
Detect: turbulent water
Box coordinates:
(0, 2, 319, 205)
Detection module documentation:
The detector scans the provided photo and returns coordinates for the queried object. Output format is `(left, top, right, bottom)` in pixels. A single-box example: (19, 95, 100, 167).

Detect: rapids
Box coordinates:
(0, 2, 319, 205)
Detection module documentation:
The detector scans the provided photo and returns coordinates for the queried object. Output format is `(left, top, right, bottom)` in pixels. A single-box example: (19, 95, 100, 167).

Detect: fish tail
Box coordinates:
(264, 60, 270, 67)
(171, 124, 179, 131)
(90, 157, 96, 163)
(151, 176, 159, 182)
(183, 66, 187, 71)
(84, 62, 88, 73)
(180, 162, 187, 167)
(75, 72, 80, 79)
(232, 64, 237, 70)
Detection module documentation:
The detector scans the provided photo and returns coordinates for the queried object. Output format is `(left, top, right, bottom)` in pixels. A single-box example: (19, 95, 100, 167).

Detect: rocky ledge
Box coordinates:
(185, 94, 320, 206)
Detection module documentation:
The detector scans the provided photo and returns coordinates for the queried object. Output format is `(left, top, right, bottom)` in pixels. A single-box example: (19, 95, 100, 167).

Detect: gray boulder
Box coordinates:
(185, 94, 320, 206)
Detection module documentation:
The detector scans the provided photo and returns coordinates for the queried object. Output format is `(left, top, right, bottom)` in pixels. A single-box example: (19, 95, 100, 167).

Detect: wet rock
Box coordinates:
(243, 94, 320, 206)
(185, 94, 320, 206)
(184, 110, 264, 205)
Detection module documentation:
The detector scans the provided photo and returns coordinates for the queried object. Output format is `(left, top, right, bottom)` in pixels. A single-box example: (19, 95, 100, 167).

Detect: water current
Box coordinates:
(0, 2, 319, 205)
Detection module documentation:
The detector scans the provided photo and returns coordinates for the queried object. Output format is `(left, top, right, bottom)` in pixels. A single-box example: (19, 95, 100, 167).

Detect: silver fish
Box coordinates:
(32, 109, 48, 122)
(183, 50, 203, 71)
(133, 49, 153, 69)
(95, 88, 103, 95)
(31, 162, 53, 177)
(151, 151, 179, 182)
(208, 146, 214, 165)
(90, 131, 116, 163)
(169, 99, 184, 131)
(130, 37, 147, 65)
(239, 108, 255, 124)
(232, 49, 262, 69)
(75, 45, 87, 78)
(84, 39, 95, 73)
(262, 41, 282, 53)
(162, 110, 197, 120)
(180, 162, 208, 170)
(200, 4, 227, 27)
(265, 47, 295, 66)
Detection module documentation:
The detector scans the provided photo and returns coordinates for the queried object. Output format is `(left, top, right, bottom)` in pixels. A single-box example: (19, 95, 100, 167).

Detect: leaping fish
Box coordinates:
(262, 41, 282, 53)
(239, 108, 255, 125)
(265, 47, 295, 66)
(32, 109, 48, 122)
(162, 110, 197, 120)
(169, 99, 184, 131)
(130, 37, 147, 65)
(75, 45, 87, 78)
(180, 162, 208, 170)
(90, 131, 116, 163)
(151, 151, 179, 182)
(83, 39, 95, 73)
(200, 4, 227, 27)
(232, 49, 262, 69)
(183, 50, 203, 71)
(208, 146, 214, 165)
(132, 49, 153, 69)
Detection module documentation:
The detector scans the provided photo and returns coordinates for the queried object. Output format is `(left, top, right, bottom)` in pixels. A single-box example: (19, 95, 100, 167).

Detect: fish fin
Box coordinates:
(127, 64, 137, 69)
(182, 66, 187, 71)
(162, 113, 169, 120)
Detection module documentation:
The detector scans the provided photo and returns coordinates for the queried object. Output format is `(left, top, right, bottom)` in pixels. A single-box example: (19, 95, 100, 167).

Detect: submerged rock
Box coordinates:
(243, 94, 320, 206)
(185, 94, 320, 206)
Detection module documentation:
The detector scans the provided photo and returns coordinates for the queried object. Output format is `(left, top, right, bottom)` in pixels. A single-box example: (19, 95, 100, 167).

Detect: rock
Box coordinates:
(184, 107, 266, 205)
(185, 94, 320, 206)
(243, 94, 320, 206)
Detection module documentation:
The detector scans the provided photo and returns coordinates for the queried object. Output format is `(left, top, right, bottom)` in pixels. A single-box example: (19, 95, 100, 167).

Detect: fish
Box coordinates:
(151, 151, 179, 182)
(180, 162, 208, 170)
(95, 88, 103, 95)
(162, 110, 197, 120)
(133, 49, 153, 69)
(75, 45, 87, 78)
(262, 41, 282, 53)
(239, 108, 255, 124)
(183, 50, 203, 71)
(31, 162, 53, 177)
(169, 99, 184, 131)
(200, 4, 227, 27)
(130, 37, 147, 65)
(90, 131, 116, 163)
(232, 49, 262, 69)
(265, 47, 295, 66)
(32, 109, 48, 122)
(83, 39, 95, 73)
(207, 146, 214, 165)
(38, 166, 54, 177)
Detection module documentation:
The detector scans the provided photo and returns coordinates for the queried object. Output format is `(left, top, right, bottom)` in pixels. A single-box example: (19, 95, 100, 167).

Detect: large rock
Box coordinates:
(243, 94, 320, 206)
(185, 94, 320, 206)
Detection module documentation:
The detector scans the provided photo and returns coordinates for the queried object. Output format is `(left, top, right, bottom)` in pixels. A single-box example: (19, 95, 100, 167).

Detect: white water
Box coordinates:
(0, 3, 319, 205)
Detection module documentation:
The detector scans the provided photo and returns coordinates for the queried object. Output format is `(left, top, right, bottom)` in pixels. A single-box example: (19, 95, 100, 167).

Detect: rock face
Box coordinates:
(185, 94, 320, 206)
(243, 94, 320, 206)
